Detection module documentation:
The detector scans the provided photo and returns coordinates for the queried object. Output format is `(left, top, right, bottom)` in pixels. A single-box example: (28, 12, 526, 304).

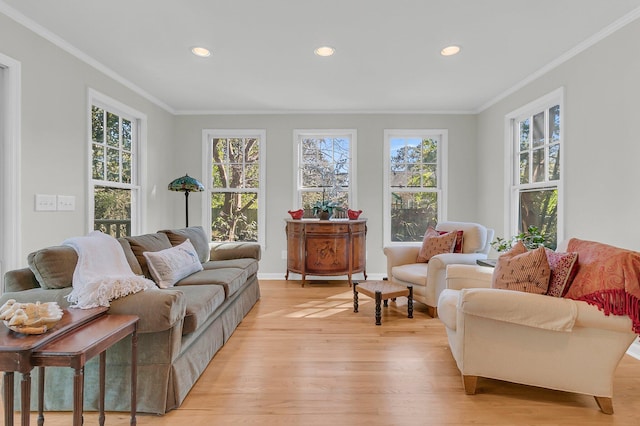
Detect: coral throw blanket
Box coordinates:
(63, 231, 156, 309)
(565, 238, 640, 333)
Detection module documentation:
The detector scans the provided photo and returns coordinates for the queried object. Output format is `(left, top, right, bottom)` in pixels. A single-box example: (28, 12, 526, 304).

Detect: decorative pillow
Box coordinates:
(545, 249, 579, 297)
(125, 233, 173, 279)
(143, 239, 203, 288)
(159, 226, 210, 263)
(27, 246, 78, 289)
(492, 241, 551, 294)
(439, 230, 464, 253)
(416, 227, 457, 263)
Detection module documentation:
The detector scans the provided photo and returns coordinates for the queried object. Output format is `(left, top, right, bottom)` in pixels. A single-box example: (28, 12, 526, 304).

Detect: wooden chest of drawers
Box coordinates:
(285, 219, 367, 287)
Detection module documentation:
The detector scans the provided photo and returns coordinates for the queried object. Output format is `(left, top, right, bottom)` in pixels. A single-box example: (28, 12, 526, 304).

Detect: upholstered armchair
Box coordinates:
(383, 221, 494, 317)
(438, 262, 638, 414)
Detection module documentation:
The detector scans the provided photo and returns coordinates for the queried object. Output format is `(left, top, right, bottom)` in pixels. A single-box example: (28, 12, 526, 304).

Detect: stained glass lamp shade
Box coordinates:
(168, 174, 204, 227)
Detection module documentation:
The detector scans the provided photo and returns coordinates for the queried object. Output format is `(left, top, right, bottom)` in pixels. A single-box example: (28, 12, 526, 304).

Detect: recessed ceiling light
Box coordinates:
(191, 47, 211, 57)
(440, 45, 461, 56)
(314, 46, 335, 57)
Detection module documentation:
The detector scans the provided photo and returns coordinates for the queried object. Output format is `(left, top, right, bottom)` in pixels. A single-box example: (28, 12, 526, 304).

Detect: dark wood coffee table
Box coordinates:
(353, 281, 413, 325)
(0, 307, 107, 426)
(32, 314, 139, 426)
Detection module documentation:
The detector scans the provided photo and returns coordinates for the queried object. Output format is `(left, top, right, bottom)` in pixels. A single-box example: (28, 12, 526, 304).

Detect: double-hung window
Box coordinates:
(89, 90, 144, 237)
(203, 129, 265, 247)
(294, 129, 356, 217)
(384, 129, 448, 245)
(507, 88, 563, 249)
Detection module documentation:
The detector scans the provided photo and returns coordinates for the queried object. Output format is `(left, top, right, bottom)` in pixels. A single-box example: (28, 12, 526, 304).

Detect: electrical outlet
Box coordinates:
(35, 194, 57, 211)
(57, 195, 76, 211)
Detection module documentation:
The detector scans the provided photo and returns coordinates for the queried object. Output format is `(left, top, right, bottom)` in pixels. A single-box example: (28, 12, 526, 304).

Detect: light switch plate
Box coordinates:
(35, 194, 57, 211)
(57, 195, 76, 211)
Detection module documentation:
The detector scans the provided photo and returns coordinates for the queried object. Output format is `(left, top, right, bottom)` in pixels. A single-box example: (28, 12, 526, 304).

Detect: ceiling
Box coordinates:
(3, 0, 640, 114)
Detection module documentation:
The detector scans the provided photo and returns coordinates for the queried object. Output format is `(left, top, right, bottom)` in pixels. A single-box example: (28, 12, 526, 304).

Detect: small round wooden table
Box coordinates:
(353, 281, 413, 325)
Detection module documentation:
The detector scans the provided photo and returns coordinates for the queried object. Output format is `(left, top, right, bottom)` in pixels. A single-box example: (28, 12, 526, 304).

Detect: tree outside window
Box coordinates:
(385, 130, 447, 244)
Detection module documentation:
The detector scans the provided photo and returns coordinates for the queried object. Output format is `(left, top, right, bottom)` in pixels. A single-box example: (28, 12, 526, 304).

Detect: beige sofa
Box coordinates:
(383, 221, 494, 317)
(0, 226, 260, 414)
(437, 240, 638, 414)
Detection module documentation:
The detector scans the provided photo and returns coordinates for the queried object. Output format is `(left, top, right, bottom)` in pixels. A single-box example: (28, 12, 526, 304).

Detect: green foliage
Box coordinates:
(491, 226, 549, 252)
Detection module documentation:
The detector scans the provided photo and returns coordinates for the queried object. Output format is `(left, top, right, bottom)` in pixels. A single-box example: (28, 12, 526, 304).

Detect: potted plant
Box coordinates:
(491, 225, 549, 252)
(312, 199, 344, 220)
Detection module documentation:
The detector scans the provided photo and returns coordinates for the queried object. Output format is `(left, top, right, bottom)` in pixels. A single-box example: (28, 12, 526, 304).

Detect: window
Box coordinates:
(294, 130, 356, 217)
(507, 89, 563, 249)
(383, 130, 448, 245)
(89, 90, 144, 237)
(203, 129, 265, 246)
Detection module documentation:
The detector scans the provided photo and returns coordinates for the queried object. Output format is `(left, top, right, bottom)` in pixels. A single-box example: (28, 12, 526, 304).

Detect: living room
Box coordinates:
(2, 1, 640, 424)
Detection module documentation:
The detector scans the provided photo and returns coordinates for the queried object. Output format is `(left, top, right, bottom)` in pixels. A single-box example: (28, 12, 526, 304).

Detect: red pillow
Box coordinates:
(416, 227, 457, 263)
(438, 230, 463, 253)
(544, 248, 579, 297)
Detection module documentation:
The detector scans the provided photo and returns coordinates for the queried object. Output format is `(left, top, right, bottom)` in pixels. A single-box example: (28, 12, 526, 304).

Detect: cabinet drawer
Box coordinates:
(305, 223, 349, 234)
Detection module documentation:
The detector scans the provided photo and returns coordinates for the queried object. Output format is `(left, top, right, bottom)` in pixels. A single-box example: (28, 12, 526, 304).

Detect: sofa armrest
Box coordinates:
(108, 288, 186, 334)
(209, 242, 261, 261)
(446, 264, 494, 290)
(3, 268, 40, 293)
(383, 245, 420, 279)
(458, 288, 579, 332)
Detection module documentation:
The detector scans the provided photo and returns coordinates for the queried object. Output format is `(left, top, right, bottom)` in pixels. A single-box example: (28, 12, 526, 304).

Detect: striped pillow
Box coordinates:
(492, 241, 551, 294)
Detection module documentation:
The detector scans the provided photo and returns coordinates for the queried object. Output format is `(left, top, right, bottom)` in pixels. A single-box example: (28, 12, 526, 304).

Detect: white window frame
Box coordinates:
(87, 89, 147, 235)
(504, 87, 564, 246)
(202, 129, 266, 248)
(292, 129, 358, 211)
(383, 129, 448, 247)
(0, 52, 21, 277)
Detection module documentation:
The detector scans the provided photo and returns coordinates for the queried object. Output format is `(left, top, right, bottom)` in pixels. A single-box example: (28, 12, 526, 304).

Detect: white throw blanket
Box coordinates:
(63, 231, 155, 309)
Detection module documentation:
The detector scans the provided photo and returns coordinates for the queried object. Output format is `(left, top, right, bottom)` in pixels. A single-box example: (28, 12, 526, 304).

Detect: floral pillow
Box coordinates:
(492, 241, 551, 294)
(416, 227, 457, 263)
(143, 239, 203, 288)
(438, 230, 464, 253)
(545, 248, 579, 297)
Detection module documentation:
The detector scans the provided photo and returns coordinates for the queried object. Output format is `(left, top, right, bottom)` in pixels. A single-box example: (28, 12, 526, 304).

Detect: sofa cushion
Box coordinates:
(435, 222, 487, 253)
(174, 285, 226, 335)
(176, 268, 248, 297)
(492, 242, 551, 295)
(27, 246, 77, 289)
(545, 249, 579, 297)
(143, 240, 204, 288)
(125, 233, 172, 279)
(439, 230, 464, 253)
(202, 258, 259, 277)
(417, 227, 457, 263)
(391, 263, 429, 287)
(117, 238, 144, 276)
(159, 226, 210, 263)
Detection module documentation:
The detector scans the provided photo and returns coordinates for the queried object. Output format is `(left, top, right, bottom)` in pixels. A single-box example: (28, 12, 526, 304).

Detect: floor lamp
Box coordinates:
(168, 174, 204, 227)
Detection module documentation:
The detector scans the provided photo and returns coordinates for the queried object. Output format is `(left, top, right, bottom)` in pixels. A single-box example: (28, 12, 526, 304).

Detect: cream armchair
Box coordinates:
(438, 264, 637, 414)
(383, 221, 494, 317)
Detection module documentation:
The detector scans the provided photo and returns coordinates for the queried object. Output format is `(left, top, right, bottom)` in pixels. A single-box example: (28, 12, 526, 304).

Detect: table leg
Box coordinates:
(131, 328, 138, 426)
(72, 367, 84, 426)
(353, 283, 359, 313)
(37, 367, 45, 426)
(408, 286, 414, 318)
(20, 372, 31, 426)
(375, 291, 382, 325)
(4, 372, 14, 426)
(99, 352, 106, 426)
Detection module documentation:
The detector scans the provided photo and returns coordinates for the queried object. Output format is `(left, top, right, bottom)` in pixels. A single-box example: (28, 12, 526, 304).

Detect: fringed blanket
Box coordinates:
(63, 231, 156, 309)
(565, 238, 640, 333)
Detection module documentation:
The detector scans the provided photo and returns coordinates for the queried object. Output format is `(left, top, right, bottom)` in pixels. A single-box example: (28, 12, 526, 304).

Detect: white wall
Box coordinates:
(476, 17, 640, 251)
(0, 13, 177, 265)
(173, 113, 477, 277)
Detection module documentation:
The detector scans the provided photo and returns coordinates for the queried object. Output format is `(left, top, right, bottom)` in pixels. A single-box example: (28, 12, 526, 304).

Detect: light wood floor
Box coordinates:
(3, 280, 640, 425)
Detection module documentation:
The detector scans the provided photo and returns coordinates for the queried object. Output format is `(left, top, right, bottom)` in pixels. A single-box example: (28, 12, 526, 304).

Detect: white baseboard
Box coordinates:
(257, 272, 385, 281)
(626, 339, 640, 360)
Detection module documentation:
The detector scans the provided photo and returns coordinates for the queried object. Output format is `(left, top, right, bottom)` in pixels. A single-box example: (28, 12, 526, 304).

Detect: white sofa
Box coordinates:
(438, 254, 638, 414)
(383, 221, 494, 317)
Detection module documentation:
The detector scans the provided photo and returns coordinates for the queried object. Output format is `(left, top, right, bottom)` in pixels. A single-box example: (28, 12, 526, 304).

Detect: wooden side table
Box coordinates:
(0, 307, 107, 426)
(31, 314, 139, 426)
